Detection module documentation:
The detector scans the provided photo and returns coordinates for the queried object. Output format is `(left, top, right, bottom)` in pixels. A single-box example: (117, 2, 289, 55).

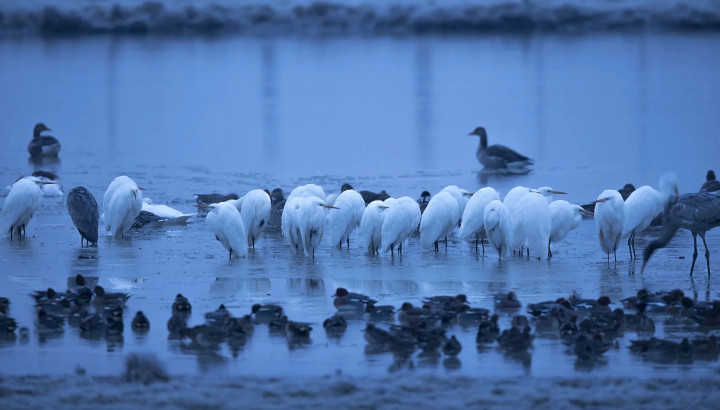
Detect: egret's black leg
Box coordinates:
(399, 243, 403, 255)
(627, 234, 633, 259)
(690, 232, 699, 276)
(548, 239, 552, 258)
(434, 241, 438, 252)
(445, 236, 448, 251)
(347, 238, 350, 248)
(699, 232, 710, 276)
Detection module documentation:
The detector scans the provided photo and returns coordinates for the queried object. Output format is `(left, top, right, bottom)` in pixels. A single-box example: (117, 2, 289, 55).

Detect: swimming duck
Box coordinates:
(131, 311, 150, 332)
(575, 333, 612, 361)
(333, 288, 375, 314)
(171, 293, 192, 315)
(251, 303, 284, 323)
(205, 304, 231, 328)
(323, 314, 348, 337)
(494, 292, 522, 309)
(476, 314, 500, 344)
(497, 326, 533, 352)
(167, 313, 188, 337)
(442, 335, 462, 356)
(28, 123, 61, 157)
(365, 300, 395, 322)
(93, 286, 130, 306)
(468, 126, 533, 170)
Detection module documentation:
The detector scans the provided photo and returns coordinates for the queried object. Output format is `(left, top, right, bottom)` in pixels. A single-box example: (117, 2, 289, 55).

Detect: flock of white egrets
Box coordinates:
(0, 172, 680, 262)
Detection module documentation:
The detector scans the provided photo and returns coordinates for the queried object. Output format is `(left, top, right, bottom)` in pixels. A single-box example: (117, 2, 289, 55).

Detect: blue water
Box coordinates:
(0, 31, 719, 380)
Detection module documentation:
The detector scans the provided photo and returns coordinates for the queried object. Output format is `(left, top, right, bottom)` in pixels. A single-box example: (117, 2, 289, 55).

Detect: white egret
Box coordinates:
(360, 200, 388, 255)
(281, 197, 304, 254)
(297, 196, 338, 258)
(380, 197, 421, 256)
(622, 172, 678, 259)
(229, 189, 271, 249)
(483, 200, 510, 259)
(27, 123, 61, 157)
(420, 191, 459, 251)
(504, 186, 532, 253)
(206, 201, 248, 259)
(549, 200, 592, 257)
(66, 186, 99, 246)
(1, 177, 49, 238)
(328, 189, 365, 248)
(468, 127, 533, 170)
(287, 184, 326, 202)
(439, 185, 470, 226)
(103, 176, 142, 230)
(458, 187, 500, 252)
(106, 182, 143, 239)
(593, 190, 625, 262)
(535, 187, 567, 203)
(516, 191, 551, 259)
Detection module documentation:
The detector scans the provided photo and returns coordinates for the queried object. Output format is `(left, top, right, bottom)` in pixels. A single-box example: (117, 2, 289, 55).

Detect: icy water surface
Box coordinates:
(0, 32, 719, 397)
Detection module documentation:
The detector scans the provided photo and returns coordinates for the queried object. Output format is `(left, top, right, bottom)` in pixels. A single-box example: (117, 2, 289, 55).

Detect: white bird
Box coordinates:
(516, 191, 551, 259)
(593, 190, 625, 262)
(229, 189, 271, 249)
(503, 186, 533, 213)
(328, 189, 365, 248)
(439, 185, 470, 226)
(534, 187, 567, 203)
(549, 200, 592, 257)
(420, 191, 459, 251)
(141, 198, 195, 225)
(297, 196, 338, 257)
(1, 177, 48, 238)
(287, 184, 326, 202)
(106, 183, 143, 239)
(380, 197, 421, 256)
(483, 200, 510, 259)
(458, 187, 500, 252)
(281, 197, 304, 255)
(622, 172, 679, 259)
(103, 176, 141, 231)
(206, 201, 248, 259)
(360, 200, 389, 254)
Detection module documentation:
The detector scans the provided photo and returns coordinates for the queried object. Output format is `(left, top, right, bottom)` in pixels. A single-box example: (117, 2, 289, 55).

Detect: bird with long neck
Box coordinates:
(643, 191, 720, 276)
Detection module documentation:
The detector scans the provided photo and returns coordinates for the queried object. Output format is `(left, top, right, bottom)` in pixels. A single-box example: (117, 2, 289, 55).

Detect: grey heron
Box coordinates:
(642, 191, 720, 276)
(28, 123, 61, 157)
(66, 187, 99, 246)
(468, 126, 533, 170)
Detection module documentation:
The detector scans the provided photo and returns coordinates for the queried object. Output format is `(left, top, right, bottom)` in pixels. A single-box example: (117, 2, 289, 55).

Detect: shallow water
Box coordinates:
(0, 32, 719, 384)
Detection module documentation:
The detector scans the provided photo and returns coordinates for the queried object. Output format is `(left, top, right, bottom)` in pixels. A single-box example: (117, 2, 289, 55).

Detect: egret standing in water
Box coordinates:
(420, 191, 459, 251)
(327, 189, 365, 248)
(516, 191, 551, 259)
(380, 197, 421, 256)
(206, 201, 247, 259)
(297, 196, 338, 258)
(106, 182, 143, 239)
(483, 200, 510, 259)
(229, 189, 271, 249)
(103, 176, 142, 230)
(622, 172, 678, 259)
(458, 187, 500, 253)
(27, 123, 61, 157)
(66, 187, 99, 246)
(593, 190, 625, 263)
(1, 177, 51, 238)
(360, 200, 388, 255)
(468, 127, 533, 170)
(643, 191, 720, 276)
(281, 197, 304, 255)
(548, 200, 592, 257)
(439, 185, 471, 226)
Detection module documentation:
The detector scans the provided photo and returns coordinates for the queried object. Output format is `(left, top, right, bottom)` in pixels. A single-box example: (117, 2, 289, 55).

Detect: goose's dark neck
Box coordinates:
(479, 133, 488, 150)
